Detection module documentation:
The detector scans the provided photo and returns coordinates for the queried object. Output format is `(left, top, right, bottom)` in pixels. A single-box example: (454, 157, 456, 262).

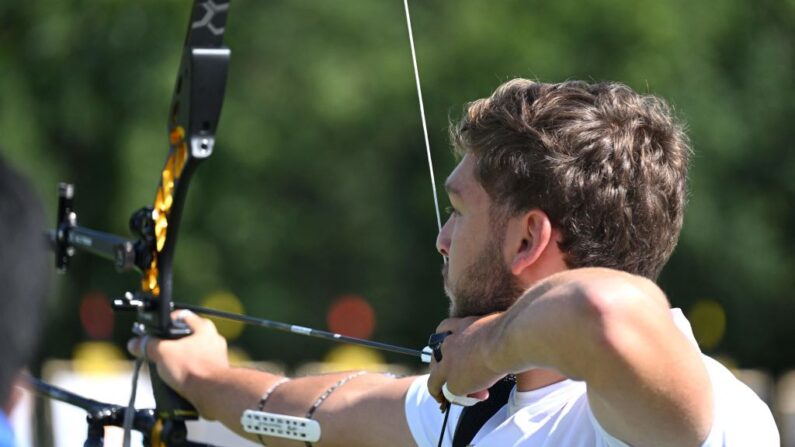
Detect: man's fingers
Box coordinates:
(127, 336, 163, 362)
(171, 309, 201, 328)
(171, 310, 217, 334)
(126, 336, 146, 359)
(442, 384, 487, 407)
(435, 315, 478, 334)
(126, 312, 219, 363)
(434, 318, 458, 334)
(470, 389, 490, 401)
(428, 331, 451, 363)
(427, 372, 446, 405)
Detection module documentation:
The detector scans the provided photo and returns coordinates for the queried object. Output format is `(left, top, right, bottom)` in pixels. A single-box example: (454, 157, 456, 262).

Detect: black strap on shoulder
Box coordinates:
(451, 375, 515, 447)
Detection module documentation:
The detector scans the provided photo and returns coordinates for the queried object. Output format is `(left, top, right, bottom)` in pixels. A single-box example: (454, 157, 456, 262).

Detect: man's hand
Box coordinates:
(426, 313, 504, 408)
(127, 310, 229, 403)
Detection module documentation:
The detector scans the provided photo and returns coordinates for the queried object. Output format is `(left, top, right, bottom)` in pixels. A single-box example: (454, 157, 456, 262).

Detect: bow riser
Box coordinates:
(136, 0, 232, 437)
(141, 0, 231, 335)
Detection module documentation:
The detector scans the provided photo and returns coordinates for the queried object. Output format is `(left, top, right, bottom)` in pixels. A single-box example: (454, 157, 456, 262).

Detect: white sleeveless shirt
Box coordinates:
(404, 309, 779, 446)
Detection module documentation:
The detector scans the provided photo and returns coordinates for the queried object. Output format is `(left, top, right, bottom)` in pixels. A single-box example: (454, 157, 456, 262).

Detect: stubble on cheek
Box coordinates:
(440, 239, 523, 318)
(441, 264, 455, 313)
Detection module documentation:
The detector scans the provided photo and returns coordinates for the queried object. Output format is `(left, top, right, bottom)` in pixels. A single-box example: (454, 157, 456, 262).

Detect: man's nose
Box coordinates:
(436, 219, 451, 257)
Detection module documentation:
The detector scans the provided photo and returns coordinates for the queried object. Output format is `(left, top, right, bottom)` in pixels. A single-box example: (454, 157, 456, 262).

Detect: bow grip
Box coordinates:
(133, 317, 199, 422)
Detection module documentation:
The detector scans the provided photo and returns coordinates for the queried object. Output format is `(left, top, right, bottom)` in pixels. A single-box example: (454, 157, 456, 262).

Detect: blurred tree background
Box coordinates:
(1, 0, 793, 377)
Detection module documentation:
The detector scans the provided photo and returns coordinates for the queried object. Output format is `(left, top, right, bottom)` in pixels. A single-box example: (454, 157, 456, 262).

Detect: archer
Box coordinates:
(129, 79, 779, 446)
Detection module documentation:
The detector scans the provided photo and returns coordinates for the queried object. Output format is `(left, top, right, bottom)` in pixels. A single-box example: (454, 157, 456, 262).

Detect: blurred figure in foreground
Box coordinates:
(0, 154, 49, 447)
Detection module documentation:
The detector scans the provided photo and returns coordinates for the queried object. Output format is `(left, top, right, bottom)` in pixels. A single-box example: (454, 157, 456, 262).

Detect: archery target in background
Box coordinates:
(687, 298, 727, 350)
(201, 291, 251, 365)
(201, 291, 246, 340)
(326, 294, 376, 339)
(323, 295, 384, 371)
(79, 292, 115, 340)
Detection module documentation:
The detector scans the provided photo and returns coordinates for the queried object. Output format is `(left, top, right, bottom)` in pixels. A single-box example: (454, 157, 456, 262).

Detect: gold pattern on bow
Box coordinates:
(141, 125, 189, 296)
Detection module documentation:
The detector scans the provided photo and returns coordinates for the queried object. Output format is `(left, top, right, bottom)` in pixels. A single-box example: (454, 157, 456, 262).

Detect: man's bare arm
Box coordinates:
(430, 268, 713, 447)
(130, 312, 418, 447)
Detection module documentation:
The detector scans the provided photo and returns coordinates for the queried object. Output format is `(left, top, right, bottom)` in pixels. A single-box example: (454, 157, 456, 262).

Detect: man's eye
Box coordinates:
(445, 206, 459, 216)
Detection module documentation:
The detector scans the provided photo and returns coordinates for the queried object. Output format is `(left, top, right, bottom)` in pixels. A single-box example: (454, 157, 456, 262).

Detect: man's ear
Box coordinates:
(509, 209, 553, 276)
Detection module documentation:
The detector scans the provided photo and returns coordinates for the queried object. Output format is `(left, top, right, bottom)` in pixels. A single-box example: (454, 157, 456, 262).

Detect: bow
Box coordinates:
(128, 0, 230, 435)
(128, 0, 231, 441)
(33, 1, 459, 445)
(50, 0, 231, 444)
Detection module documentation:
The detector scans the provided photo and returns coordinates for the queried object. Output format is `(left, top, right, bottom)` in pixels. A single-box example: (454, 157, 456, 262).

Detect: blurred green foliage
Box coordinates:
(1, 0, 793, 372)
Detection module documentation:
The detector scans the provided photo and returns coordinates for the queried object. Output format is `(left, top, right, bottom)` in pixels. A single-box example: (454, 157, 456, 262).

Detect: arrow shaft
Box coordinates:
(173, 302, 425, 359)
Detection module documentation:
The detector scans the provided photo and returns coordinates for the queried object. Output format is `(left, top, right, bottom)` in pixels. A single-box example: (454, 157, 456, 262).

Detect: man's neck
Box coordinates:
(515, 368, 567, 392)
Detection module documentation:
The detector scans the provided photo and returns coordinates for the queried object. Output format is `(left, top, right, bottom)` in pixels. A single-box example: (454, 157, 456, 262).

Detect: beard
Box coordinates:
(443, 234, 524, 318)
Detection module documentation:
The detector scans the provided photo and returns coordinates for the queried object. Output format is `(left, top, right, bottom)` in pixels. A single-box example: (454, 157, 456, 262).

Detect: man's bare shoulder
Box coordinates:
(532, 267, 669, 310)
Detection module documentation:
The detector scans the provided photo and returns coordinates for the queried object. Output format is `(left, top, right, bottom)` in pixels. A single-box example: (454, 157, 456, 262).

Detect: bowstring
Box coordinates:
(403, 0, 445, 250)
(403, 2, 452, 445)
(437, 405, 452, 447)
(122, 358, 144, 447)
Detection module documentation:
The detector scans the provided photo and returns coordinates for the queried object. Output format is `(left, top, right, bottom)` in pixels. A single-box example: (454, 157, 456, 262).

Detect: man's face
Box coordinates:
(437, 154, 523, 317)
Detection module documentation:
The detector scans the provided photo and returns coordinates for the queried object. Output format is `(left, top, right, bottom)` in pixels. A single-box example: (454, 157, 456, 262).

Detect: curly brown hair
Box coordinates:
(451, 79, 690, 279)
